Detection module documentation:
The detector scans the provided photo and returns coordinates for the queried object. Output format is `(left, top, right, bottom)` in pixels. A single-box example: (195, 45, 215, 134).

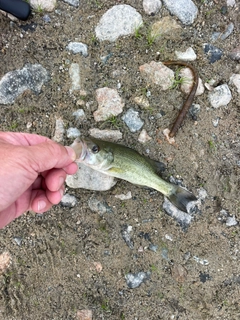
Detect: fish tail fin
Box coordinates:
(168, 186, 197, 213)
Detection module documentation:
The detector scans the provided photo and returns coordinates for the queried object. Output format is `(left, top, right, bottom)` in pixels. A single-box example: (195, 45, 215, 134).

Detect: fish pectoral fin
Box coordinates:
(144, 157, 166, 174)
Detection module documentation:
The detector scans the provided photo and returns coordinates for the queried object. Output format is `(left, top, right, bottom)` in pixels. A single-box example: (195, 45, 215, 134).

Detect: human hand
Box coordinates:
(0, 132, 78, 228)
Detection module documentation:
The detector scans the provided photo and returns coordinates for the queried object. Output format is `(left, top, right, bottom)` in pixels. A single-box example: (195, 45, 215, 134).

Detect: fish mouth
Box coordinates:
(70, 138, 88, 162)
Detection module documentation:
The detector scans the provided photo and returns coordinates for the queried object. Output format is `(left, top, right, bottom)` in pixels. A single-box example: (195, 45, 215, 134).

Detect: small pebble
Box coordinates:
(121, 225, 134, 249)
(122, 108, 144, 133)
(125, 271, 151, 288)
(67, 127, 81, 138)
(204, 44, 223, 63)
(61, 194, 77, 207)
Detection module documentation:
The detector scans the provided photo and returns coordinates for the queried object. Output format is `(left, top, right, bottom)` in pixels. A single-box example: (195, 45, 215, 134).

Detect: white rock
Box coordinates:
(143, 0, 162, 15)
(229, 74, 240, 94)
(139, 61, 174, 90)
(93, 87, 124, 121)
(52, 117, 65, 142)
(226, 215, 238, 227)
(69, 63, 80, 93)
(138, 129, 152, 143)
(227, 0, 236, 6)
(175, 47, 197, 61)
(122, 108, 144, 133)
(163, 0, 198, 25)
(208, 84, 232, 108)
(115, 191, 132, 200)
(66, 163, 116, 191)
(179, 68, 204, 96)
(30, 0, 56, 11)
(66, 42, 88, 57)
(95, 5, 143, 42)
(89, 128, 122, 141)
(61, 194, 77, 207)
(73, 109, 86, 122)
(67, 127, 81, 138)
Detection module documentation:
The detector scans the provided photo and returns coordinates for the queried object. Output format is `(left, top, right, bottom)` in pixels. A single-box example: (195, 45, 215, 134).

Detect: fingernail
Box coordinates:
(65, 146, 76, 161)
(38, 200, 46, 211)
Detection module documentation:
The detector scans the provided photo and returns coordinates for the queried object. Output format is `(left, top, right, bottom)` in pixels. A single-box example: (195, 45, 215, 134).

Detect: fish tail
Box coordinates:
(168, 186, 197, 213)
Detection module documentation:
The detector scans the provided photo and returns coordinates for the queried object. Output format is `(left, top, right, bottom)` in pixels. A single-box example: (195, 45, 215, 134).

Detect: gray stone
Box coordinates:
(204, 44, 223, 63)
(73, 109, 86, 122)
(125, 271, 151, 289)
(122, 108, 144, 133)
(66, 42, 88, 57)
(63, 0, 79, 7)
(52, 117, 65, 143)
(229, 45, 240, 61)
(143, 0, 162, 15)
(229, 74, 240, 94)
(121, 225, 134, 249)
(0, 64, 48, 105)
(89, 128, 122, 141)
(61, 194, 77, 207)
(88, 196, 113, 214)
(69, 63, 80, 93)
(208, 84, 232, 108)
(163, 0, 198, 25)
(67, 127, 81, 138)
(95, 5, 143, 42)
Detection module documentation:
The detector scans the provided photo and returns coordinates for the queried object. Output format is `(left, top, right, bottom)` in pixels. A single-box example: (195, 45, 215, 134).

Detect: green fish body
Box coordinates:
(71, 137, 197, 213)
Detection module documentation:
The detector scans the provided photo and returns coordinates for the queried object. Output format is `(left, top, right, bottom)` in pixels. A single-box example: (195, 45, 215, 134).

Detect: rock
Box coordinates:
(193, 256, 209, 266)
(30, 0, 56, 12)
(171, 264, 188, 283)
(226, 215, 238, 227)
(88, 196, 113, 214)
(76, 310, 92, 320)
(227, 0, 236, 6)
(66, 127, 81, 138)
(163, 197, 193, 229)
(204, 44, 223, 63)
(63, 0, 79, 7)
(121, 225, 134, 249)
(211, 22, 234, 42)
(13, 237, 23, 246)
(66, 163, 116, 191)
(43, 14, 51, 22)
(148, 244, 158, 252)
(93, 87, 124, 122)
(138, 129, 152, 143)
(143, 0, 162, 15)
(61, 194, 77, 207)
(175, 47, 197, 61)
(125, 271, 151, 289)
(89, 128, 123, 141)
(179, 68, 204, 96)
(189, 104, 201, 120)
(69, 63, 80, 93)
(0, 64, 48, 105)
(0, 252, 11, 275)
(208, 84, 232, 108)
(151, 16, 182, 39)
(121, 108, 144, 133)
(134, 96, 150, 109)
(229, 74, 240, 94)
(52, 117, 65, 142)
(73, 109, 86, 122)
(95, 5, 143, 42)
(66, 42, 88, 57)
(163, 0, 198, 25)
(229, 45, 240, 61)
(115, 191, 132, 200)
(139, 61, 174, 90)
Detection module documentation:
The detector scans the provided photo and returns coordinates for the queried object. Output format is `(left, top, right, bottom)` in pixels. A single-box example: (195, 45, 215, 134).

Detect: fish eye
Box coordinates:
(91, 144, 99, 153)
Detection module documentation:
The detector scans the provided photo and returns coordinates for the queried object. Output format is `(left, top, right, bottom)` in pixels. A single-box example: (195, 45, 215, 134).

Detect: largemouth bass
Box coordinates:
(71, 137, 197, 213)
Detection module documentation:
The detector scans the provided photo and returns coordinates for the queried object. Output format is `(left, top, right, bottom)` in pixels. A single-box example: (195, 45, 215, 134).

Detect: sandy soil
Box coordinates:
(0, 1, 240, 319)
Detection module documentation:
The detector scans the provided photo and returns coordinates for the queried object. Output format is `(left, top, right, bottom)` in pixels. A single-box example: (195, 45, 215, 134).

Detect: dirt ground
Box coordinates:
(0, 0, 240, 319)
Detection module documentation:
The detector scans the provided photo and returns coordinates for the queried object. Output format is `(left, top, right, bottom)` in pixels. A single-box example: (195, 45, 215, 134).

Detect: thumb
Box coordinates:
(26, 140, 76, 173)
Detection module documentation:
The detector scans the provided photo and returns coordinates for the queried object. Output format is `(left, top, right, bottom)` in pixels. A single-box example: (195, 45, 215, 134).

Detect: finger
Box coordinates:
(25, 141, 76, 173)
(63, 162, 78, 175)
(32, 176, 43, 190)
(45, 168, 67, 192)
(46, 186, 64, 205)
(30, 190, 54, 213)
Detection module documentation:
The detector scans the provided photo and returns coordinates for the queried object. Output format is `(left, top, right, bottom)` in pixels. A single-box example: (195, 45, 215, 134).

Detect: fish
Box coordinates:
(70, 137, 197, 213)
